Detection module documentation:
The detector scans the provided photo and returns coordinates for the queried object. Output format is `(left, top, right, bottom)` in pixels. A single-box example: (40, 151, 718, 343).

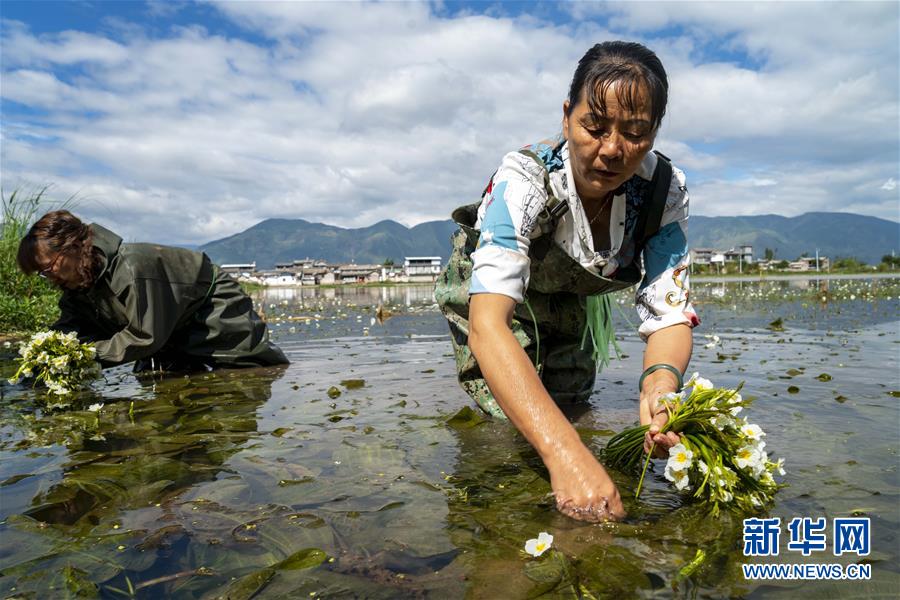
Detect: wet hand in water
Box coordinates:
(546, 442, 626, 523)
(642, 392, 681, 458)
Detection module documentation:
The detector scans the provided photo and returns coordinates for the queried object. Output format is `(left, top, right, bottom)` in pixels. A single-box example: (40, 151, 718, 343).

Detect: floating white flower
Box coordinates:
(87, 403, 104, 412)
(666, 443, 693, 472)
(740, 423, 765, 441)
(524, 532, 553, 557)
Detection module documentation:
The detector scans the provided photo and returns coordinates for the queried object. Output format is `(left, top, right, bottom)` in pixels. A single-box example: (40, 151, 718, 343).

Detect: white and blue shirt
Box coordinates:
(470, 138, 699, 341)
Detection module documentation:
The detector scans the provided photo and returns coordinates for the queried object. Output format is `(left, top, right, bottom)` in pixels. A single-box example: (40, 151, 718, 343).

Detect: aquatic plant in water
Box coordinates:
(7, 330, 100, 400)
(603, 373, 785, 516)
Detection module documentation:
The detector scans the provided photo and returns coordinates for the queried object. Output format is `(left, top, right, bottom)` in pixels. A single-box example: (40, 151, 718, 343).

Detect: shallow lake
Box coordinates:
(1, 277, 898, 598)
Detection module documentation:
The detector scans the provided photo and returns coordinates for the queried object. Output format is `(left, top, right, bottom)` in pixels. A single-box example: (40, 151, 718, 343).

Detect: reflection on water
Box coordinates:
(259, 284, 437, 308)
(1, 278, 898, 598)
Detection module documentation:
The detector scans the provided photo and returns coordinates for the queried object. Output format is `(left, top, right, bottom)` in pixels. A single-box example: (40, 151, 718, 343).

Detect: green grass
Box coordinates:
(1, 188, 64, 335)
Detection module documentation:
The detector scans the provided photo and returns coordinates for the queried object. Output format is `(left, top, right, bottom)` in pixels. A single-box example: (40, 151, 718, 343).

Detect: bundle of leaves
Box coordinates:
(603, 374, 785, 515)
(8, 330, 101, 399)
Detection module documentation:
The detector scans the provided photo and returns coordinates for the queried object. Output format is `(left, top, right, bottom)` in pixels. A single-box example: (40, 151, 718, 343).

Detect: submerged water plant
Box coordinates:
(603, 374, 785, 516)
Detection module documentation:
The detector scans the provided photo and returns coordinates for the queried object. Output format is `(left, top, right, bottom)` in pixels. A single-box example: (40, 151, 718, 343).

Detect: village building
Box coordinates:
(788, 256, 830, 271)
(336, 264, 382, 284)
(404, 256, 442, 282)
(220, 263, 257, 278)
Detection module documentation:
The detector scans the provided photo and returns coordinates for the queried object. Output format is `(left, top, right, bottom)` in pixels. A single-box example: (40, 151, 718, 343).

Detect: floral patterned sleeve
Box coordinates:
(469, 152, 547, 303)
(635, 165, 700, 341)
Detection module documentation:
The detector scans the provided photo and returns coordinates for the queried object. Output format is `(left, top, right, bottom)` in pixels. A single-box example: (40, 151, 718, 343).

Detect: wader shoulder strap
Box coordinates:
(518, 149, 568, 232)
(635, 150, 673, 249)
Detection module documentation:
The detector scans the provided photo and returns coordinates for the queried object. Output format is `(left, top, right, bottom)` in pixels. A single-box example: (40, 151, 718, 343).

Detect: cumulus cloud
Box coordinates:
(0, 1, 897, 246)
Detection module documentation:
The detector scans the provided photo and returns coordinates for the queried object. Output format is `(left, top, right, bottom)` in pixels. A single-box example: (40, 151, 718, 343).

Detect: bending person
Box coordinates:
(17, 210, 288, 371)
(435, 41, 698, 522)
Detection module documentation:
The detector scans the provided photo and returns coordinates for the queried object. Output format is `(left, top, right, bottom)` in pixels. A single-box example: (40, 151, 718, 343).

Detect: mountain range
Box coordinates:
(199, 212, 899, 269)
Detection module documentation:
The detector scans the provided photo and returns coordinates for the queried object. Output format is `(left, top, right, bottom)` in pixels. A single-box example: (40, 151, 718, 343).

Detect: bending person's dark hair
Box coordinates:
(567, 41, 669, 131)
(17, 210, 100, 288)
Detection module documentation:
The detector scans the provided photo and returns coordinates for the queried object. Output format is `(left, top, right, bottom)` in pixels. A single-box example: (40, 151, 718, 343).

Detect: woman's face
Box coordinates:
(37, 247, 83, 290)
(562, 81, 657, 203)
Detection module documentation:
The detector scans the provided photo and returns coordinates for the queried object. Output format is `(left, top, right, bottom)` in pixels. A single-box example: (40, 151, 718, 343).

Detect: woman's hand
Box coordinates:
(469, 293, 625, 522)
(640, 385, 681, 458)
(640, 324, 693, 458)
(545, 437, 626, 522)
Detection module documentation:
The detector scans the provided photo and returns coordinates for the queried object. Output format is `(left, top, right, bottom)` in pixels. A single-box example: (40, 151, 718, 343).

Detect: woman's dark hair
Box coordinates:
(567, 41, 668, 131)
(17, 210, 99, 288)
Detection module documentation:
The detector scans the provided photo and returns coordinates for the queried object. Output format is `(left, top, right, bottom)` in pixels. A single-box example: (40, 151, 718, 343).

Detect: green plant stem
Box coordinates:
(635, 442, 655, 499)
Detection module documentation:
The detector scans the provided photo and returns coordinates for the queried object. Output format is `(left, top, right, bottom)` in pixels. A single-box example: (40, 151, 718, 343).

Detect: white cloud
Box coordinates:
(0, 1, 897, 247)
(881, 178, 897, 191)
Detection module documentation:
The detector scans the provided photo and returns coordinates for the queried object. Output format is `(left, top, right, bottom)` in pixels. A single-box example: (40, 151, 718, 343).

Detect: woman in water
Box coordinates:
(436, 41, 698, 521)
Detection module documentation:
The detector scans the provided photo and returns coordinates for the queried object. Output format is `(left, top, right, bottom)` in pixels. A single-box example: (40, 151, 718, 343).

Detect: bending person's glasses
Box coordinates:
(38, 253, 63, 279)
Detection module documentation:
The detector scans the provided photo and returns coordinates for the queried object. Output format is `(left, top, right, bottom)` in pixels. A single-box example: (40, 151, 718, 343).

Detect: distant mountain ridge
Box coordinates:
(689, 212, 898, 265)
(199, 212, 899, 269)
(200, 218, 459, 269)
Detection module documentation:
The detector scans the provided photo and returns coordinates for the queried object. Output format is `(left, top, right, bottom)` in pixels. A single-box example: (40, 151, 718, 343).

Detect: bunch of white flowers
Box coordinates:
(8, 331, 100, 397)
(604, 373, 786, 515)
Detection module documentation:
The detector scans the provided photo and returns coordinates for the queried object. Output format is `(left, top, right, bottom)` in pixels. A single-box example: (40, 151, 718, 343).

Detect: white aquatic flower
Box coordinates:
(87, 403, 104, 412)
(665, 465, 691, 491)
(740, 423, 765, 441)
(3, 341, 11, 349)
(660, 391, 684, 403)
(729, 404, 743, 417)
(750, 494, 762, 507)
(666, 443, 693, 472)
(728, 392, 742, 405)
(686, 372, 713, 391)
(774, 458, 786, 476)
(735, 445, 762, 470)
(711, 414, 735, 431)
(524, 532, 553, 557)
(48, 382, 71, 396)
(697, 460, 708, 475)
(693, 377, 713, 391)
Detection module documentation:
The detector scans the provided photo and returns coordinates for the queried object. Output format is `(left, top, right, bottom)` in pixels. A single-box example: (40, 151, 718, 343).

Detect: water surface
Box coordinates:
(1, 278, 898, 598)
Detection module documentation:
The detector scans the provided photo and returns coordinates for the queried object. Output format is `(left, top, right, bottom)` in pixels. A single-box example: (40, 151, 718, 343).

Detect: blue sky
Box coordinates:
(1, 1, 897, 245)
